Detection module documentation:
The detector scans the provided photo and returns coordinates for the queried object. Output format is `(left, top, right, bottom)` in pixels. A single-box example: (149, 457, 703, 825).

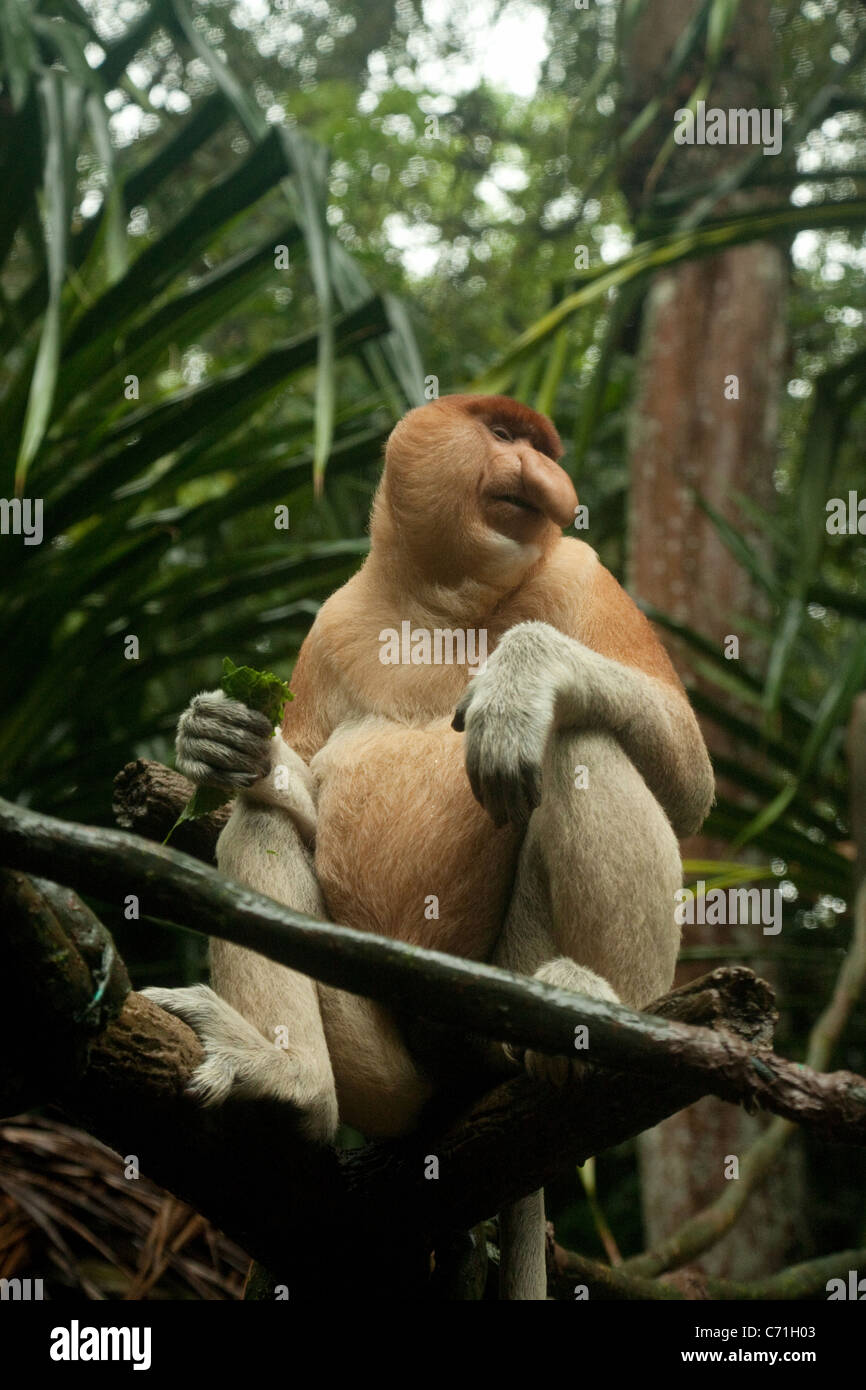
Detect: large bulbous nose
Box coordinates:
(518, 448, 578, 526)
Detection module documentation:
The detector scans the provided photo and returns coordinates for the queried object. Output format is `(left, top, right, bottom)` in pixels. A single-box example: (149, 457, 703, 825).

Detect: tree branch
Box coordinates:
(5, 753, 866, 1293)
(2, 868, 786, 1292)
(112, 758, 231, 861)
(3, 923, 779, 1289)
(555, 1245, 866, 1300)
(0, 869, 130, 1112)
(2, 793, 866, 1145)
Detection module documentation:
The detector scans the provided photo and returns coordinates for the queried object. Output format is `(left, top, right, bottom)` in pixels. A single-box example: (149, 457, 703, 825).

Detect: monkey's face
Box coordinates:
(378, 395, 578, 586)
(478, 424, 577, 543)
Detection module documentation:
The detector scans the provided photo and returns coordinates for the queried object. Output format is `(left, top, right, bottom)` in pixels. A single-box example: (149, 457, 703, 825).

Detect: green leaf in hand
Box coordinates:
(219, 657, 292, 728)
(163, 783, 230, 843)
(163, 659, 293, 844)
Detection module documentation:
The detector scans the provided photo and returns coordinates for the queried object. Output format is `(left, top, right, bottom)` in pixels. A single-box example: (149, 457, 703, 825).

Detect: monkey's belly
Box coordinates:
(310, 718, 520, 960)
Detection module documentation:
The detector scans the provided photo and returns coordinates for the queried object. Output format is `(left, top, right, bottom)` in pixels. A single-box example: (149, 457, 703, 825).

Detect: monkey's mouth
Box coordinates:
(489, 493, 541, 514)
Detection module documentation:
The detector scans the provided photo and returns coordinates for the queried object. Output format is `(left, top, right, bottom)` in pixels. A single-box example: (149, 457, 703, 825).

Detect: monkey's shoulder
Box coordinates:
(505, 535, 601, 632)
(547, 533, 601, 581)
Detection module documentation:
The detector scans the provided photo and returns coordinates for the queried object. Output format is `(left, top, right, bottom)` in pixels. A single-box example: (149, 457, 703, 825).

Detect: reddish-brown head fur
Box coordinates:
(436, 395, 564, 461)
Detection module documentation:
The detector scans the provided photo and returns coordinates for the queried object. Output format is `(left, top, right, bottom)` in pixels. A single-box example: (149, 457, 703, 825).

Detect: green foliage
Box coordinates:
(166, 781, 230, 839)
(219, 656, 293, 726)
(0, 1, 421, 822)
(1, 1, 864, 895)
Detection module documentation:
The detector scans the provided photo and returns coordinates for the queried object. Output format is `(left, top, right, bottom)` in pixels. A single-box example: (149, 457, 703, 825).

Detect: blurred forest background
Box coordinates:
(2, 0, 866, 1299)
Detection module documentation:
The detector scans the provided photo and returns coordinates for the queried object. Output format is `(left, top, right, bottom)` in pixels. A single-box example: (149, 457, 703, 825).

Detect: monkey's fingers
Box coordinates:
(175, 742, 271, 790)
(179, 733, 270, 774)
(179, 710, 273, 758)
(186, 691, 274, 736)
(505, 1041, 587, 1086)
(141, 986, 339, 1143)
(175, 755, 266, 791)
(487, 766, 538, 828)
(177, 694, 273, 787)
(178, 699, 271, 752)
(463, 727, 510, 826)
(463, 717, 543, 827)
(524, 1050, 588, 1085)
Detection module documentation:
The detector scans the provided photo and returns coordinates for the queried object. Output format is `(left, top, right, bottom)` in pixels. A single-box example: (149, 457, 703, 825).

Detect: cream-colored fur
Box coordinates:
(145, 395, 714, 1300)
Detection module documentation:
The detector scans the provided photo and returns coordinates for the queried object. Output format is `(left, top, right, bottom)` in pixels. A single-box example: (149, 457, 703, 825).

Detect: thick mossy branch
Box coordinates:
(0, 869, 130, 1112)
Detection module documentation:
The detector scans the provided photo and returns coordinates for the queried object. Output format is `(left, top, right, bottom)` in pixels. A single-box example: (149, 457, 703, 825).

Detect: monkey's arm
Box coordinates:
(154, 686, 339, 1140)
(454, 607, 714, 837)
(174, 602, 356, 827)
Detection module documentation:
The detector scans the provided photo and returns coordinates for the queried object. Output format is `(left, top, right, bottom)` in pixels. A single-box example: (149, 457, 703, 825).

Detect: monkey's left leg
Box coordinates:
(486, 730, 682, 1300)
(493, 727, 682, 1018)
(454, 622, 694, 1298)
(454, 619, 699, 1012)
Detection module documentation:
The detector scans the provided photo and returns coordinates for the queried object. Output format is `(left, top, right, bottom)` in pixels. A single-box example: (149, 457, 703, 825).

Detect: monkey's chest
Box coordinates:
(310, 717, 520, 960)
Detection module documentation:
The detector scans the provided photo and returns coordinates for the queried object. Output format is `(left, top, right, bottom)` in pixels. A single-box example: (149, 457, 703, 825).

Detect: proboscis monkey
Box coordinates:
(145, 394, 714, 1299)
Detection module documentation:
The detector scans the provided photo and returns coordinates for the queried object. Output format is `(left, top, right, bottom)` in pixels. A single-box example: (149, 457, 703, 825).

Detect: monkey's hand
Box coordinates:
(452, 623, 565, 827)
(176, 690, 317, 842)
(141, 984, 339, 1144)
(505, 958, 620, 1085)
(456, 617, 715, 838)
(176, 689, 273, 789)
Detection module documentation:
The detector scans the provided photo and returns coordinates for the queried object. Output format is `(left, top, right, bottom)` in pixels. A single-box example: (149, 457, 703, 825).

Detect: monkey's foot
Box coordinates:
(508, 958, 620, 1086)
(141, 985, 339, 1144)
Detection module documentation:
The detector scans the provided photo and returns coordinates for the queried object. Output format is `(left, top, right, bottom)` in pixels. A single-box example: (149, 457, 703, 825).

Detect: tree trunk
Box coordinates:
(621, 0, 806, 1277)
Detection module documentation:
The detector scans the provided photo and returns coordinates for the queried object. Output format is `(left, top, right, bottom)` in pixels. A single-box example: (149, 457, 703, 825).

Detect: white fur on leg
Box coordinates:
(205, 800, 338, 1141)
(141, 983, 339, 1144)
(487, 719, 679, 1295)
(522, 957, 620, 1085)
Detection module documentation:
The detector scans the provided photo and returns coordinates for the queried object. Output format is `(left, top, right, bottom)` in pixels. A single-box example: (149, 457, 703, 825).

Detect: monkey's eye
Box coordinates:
(490, 425, 513, 442)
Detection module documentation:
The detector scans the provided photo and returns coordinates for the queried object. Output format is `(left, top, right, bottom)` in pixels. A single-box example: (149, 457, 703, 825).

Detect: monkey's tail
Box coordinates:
(498, 1189, 547, 1300)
